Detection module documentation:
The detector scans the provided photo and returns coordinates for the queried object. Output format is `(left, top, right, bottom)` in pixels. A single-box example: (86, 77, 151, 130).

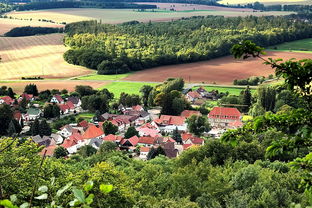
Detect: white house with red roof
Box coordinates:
(180, 110, 202, 118)
(19, 93, 34, 102)
(0, 96, 14, 105)
(138, 136, 156, 147)
(51, 95, 64, 104)
(120, 136, 139, 147)
(153, 115, 187, 133)
(208, 107, 242, 128)
(185, 91, 202, 103)
(82, 125, 105, 140)
(103, 134, 122, 144)
(139, 146, 151, 160)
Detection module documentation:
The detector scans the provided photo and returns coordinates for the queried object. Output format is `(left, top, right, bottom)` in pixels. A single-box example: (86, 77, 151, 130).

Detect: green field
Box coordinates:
(75, 73, 131, 81)
(99, 81, 158, 97)
(193, 85, 256, 96)
(268, 38, 312, 53)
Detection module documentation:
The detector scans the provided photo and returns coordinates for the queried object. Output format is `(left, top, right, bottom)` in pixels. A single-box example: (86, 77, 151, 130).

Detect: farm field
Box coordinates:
(0, 80, 110, 94)
(123, 51, 312, 85)
(0, 18, 64, 35)
(75, 73, 131, 81)
(99, 81, 158, 97)
(5, 8, 293, 24)
(268, 38, 312, 53)
(192, 85, 256, 96)
(0, 33, 92, 80)
(219, 0, 310, 5)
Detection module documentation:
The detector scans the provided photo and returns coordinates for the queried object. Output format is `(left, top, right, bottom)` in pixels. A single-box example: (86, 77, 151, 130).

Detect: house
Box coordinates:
(180, 110, 202, 118)
(196, 87, 208, 97)
(40, 145, 57, 157)
(139, 146, 151, 160)
(181, 133, 204, 145)
(207, 128, 226, 138)
(66, 101, 76, 112)
(103, 134, 122, 144)
(228, 120, 244, 129)
(59, 104, 70, 114)
(78, 120, 89, 130)
(59, 125, 75, 137)
(32, 135, 51, 147)
(161, 142, 178, 158)
(51, 133, 64, 144)
(82, 125, 105, 140)
(111, 119, 130, 133)
(136, 127, 160, 137)
(50, 95, 64, 104)
(153, 115, 186, 133)
(132, 105, 144, 111)
(25, 108, 41, 121)
(20, 93, 34, 101)
(61, 136, 79, 154)
(85, 138, 103, 150)
(13, 111, 23, 126)
(120, 136, 139, 147)
(67, 96, 81, 107)
(0, 96, 14, 105)
(138, 136, 156, 147)
(208, 107, 242, 128)
(185, 91, 202, 103)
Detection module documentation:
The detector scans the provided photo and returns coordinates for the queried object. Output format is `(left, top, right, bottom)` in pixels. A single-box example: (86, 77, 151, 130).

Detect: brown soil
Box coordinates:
(123, 51, 312, 85)
(1, 80, 110, 94)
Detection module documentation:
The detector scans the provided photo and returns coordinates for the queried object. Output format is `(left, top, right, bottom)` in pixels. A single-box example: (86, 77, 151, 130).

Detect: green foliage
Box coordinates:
(24, 84, 38, 96)
(43, 104, 60, 119)
(124, 126, 139, 139)
(53, 146, 68, 158)
(186, 115, 210, 137)
(102, 121, 118, 135)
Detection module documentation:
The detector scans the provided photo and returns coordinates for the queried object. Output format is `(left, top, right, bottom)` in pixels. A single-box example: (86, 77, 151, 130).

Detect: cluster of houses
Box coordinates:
(1, 87, 244, 160)
(35, 104, 243, 160)
(184, 87, 219, 105)
(0, 93, 83, 126)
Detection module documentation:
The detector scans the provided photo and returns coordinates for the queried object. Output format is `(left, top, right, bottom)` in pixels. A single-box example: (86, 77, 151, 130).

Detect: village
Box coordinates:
(0, 84, 245, 160)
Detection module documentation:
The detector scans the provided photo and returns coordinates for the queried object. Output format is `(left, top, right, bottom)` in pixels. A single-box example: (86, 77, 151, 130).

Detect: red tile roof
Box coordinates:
(0, 96, 14, 105)
(69, 133, 83, 141)
(155, 115, 185, 126)
(54, 95, 64, 103)
(21, 93, 33, 101)
(190, 137, 204, 145)
(228, 120, 244, 128)
(187, 91, 201, 99)
(181, 133, 193, 141)
(181, 110, 202, 118)
(61, 138, 78, 149)
(66, 101, 75, 109)
(183, 144, 193, 150)
(138, 137, 156, 145)
(78, 120, 89, 128)
(140, 146, 150, 153)
(132, 105, 144, 111)
(103, 134, 122, 142)
(40, 145, 57, 157)
(137, 128, 160, 137)
(58, 104, 70, 112)
(82, 125, 104, 140)
(208, 107, 241, 120)
(120, 136, 139, 146)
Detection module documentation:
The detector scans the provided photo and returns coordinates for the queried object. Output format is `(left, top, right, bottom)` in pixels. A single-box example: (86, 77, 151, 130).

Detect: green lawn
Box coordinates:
(99, 81, 158, 97)
(75, 112, 94, 121)
(268, 38, 312, 53)
(193, 85, 256, 96)
(75, 73, 131, 81)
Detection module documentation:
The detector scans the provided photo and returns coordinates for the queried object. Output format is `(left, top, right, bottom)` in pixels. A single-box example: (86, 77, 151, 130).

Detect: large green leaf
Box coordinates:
(34, 194, 48, 200)
(38, 185, 48, 193)
(0, 199, 16, 208)
(83, 181, 94, 192)
(56, 182, 72, 197)
(100, 184, 113, 194)
(72, 188, 85, 203)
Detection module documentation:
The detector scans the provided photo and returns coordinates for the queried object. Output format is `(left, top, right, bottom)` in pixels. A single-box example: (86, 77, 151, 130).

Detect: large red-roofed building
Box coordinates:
(208, 107, 242, 128)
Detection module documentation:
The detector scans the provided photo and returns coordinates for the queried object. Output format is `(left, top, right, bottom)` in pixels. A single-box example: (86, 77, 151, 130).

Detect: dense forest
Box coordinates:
(4, 26, 63, 37)
(63, 15, 312, 74)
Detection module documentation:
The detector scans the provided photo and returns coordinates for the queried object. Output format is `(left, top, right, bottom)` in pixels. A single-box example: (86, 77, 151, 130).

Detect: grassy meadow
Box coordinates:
(268, 38, 312, 53)
(99, 81, 158, 97)
(192, 85, 256, 96)
(75, 73, 131, 81)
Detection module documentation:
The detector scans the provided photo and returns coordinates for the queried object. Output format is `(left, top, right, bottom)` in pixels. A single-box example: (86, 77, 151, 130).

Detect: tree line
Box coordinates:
(4, 26, 63, 37)
(63, 15, 312, 74)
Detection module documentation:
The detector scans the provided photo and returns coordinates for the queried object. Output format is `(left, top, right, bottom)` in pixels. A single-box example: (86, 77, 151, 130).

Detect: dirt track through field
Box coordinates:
(0, 33, 92, 80)
(123, 51, 312, 85)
